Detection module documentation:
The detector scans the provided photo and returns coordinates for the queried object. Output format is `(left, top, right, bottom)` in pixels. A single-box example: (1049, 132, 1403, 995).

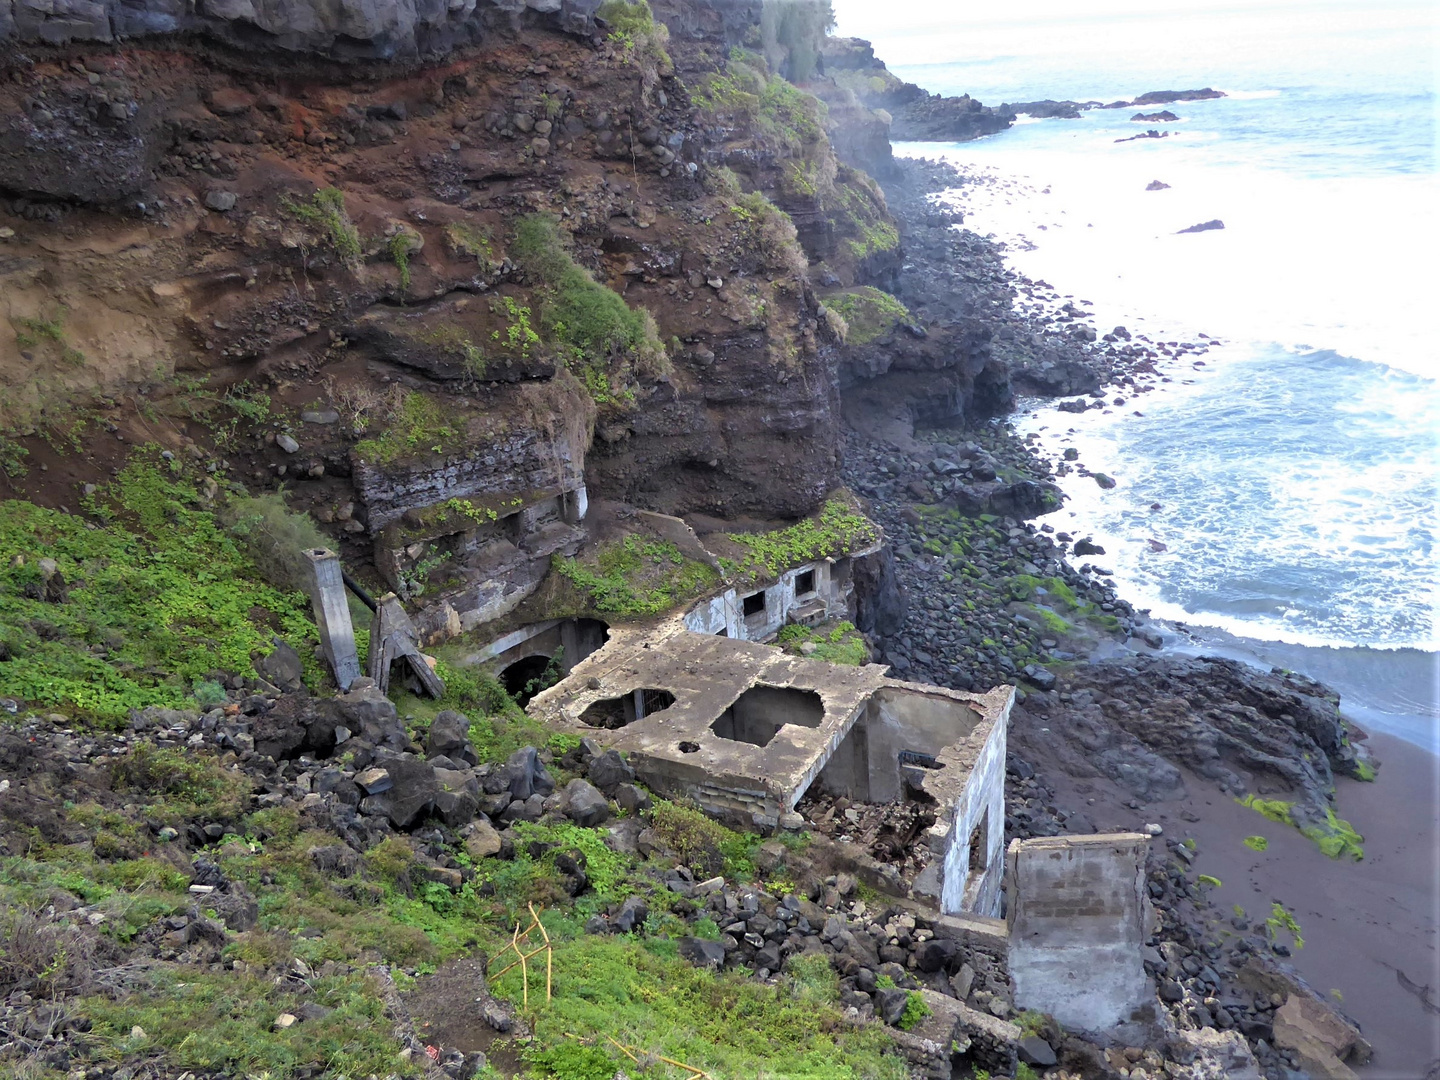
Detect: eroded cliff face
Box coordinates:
(0, 0, 1012, 642)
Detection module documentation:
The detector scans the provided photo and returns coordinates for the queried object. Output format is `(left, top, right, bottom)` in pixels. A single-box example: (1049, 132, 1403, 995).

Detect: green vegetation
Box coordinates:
(721, 498, 880, 582)
(112, 742, 253, 825)
(495, 924, 904, 1080)
(1239, 795, 1363, 860)
(822, 287, 910, 346)
(511, 213, 668, 402)
(1007, 573, 1117, 631)
(895, 990, 931, 1031)
(444, 221, 495, 269)
(493, 295, 542, 360)
(1243, 835, 1269, 852)
(597, 0, 655, 36)
(0, 456, 317, 722)
(692, 51, 825, 156)
(420, 322, 488, 378)
(0, 433, 29, 480)
(1014, 1011, 1048, 1038)
(647, 800, 759, 879)
(728, 190, 808, 276)
(597, 0, 672, 77)
(352, 391, 460, 465)
(1301, 808, 1365, 861)
(386, 231, 420, 292)
(552, 535, 719, 619)
(79, 969, 413, 1078)
(280, 187, 361, 263)
(776, 621, 870, 665)
(836, 178, 900, 261)
(10, 307, 85, 365)
(1197, 874, 1222, 889)
(1238, 794, 1294, 826)
(222, 491, 332, 593)
(759, 0, 835, 83)
(1265, 902, 1305, 950)
(1354, 759, 1376, 781)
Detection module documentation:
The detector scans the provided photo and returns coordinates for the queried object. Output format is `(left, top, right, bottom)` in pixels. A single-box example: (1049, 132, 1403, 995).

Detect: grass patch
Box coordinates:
(280, 187, 361, 263)
(552, 535, 719, 619)
(823, 286, 900, 342)
(775, 621, 870, 665)
(1243, 835, 1269, 852)
(77, 968, 417, 1078)
(720, 498, 879, 583)
(352, 391, 460, 465)
(822, 288, 909, 347)
(0, 455, 318, 722)
(492, 929, 904, 1080)
(511, 213, 668, 402)
(10, 307, 85, 366)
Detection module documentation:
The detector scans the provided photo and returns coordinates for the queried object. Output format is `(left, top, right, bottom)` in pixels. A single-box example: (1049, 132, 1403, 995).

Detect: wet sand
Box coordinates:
(1025, 722, 1439, 1076)
(1182, 731, 1440, 1077)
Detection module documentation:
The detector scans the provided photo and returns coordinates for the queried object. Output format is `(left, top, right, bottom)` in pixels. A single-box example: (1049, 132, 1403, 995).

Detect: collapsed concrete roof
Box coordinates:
(527, 623, 1015, 915)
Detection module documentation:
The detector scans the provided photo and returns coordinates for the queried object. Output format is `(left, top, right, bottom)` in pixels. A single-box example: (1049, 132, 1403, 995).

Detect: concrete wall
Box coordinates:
(1005, 833, 1152, 1033)
(683, 558, 848, 641)
(936, 705, 1007, 918)
(867, 689, 981, 804)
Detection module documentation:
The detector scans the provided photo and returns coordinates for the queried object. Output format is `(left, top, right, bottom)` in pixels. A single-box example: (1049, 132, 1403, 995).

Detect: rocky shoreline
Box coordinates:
(844, 148, 1398, 1079)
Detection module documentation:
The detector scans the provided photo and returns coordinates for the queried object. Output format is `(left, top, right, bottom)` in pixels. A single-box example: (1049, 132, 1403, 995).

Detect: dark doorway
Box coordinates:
(742, 591, 766, 617)
(500, 654, 554, 707)
(580, 688, 677, 729)
(794, 569, 815, 595)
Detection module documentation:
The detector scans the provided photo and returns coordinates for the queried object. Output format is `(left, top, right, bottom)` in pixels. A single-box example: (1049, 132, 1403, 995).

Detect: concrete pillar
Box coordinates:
(1005, 833, 1152, 1034)
(304, 548, 361, 692)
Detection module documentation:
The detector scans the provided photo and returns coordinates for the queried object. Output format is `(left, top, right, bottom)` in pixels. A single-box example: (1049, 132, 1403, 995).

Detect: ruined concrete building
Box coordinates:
(528, 624, 1012, 919)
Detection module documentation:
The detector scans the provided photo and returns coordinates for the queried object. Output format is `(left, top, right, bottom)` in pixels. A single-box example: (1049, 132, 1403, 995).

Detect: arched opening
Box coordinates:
(501, 654, 555, 707)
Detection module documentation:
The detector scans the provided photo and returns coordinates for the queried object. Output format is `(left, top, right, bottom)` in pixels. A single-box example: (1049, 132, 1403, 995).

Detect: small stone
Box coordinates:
(273, 1013, 298, 1030)
(530, 137, 551, 157)
(204, 190, 237, 212)
(302, 409, 340, 425)
(0, 227, 14, 239)
(355, 767, 392, 795)
(130, 1025, 147, 1039)
(276, 433, 300, 454)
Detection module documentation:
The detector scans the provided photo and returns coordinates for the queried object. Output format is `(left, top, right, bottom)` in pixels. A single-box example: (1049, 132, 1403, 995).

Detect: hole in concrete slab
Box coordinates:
(678, 741, 700, 753)
(741, 591, 766, 617)
(710, 685, 824, 748)
(500, 654, 554, 707)
(579, 688, 676, 729)
(794, 568, 815, 595)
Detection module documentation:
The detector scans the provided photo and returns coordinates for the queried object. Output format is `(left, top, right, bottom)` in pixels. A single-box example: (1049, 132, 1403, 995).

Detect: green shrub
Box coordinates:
(511, 213, 669, 399)
(823, 287, 910, 346)
(1243, 835, 1268, 852)
(553, 535, 718, 619)
(722, 498, 879, 582)
(897, 989, 931, 1030)
(280, 187, 361, 263)
(0, 458, 318, 722)
(222, 492, 332, 593)
(647, 801, 757, 879)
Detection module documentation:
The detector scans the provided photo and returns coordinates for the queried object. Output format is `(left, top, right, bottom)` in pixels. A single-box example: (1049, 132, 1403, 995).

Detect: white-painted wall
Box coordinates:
(683, 559, 846, 641)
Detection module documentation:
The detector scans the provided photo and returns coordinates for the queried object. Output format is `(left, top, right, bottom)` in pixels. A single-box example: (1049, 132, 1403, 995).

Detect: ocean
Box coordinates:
(831, 0, 1439, 749)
